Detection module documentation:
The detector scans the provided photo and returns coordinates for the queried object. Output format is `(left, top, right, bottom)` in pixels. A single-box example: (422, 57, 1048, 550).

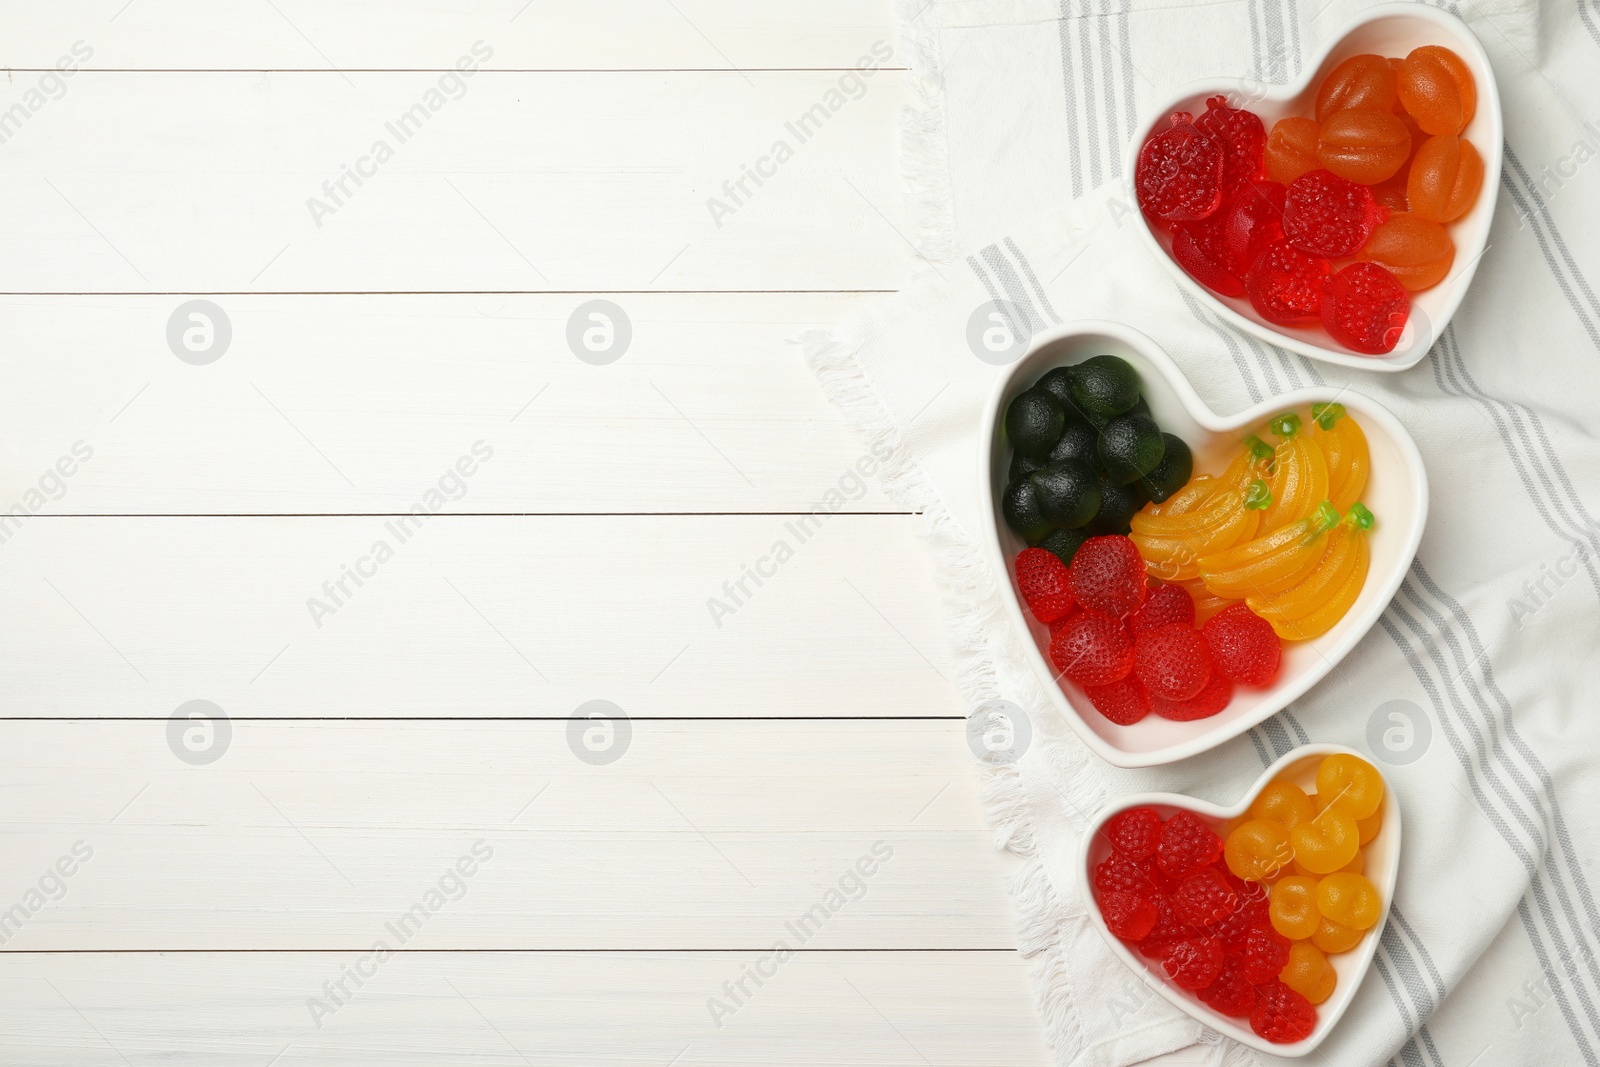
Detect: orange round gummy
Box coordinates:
(1264, 116, 1322, 186)
(1269, 875, 1321, 940)
(1226, 819, 1295, 882)
(1250, 780, 1316, 832)
(1281, 941, 1338, 1004)
(1312, 916, 1364, 954)
(1315, 53, 1398, 121)
(1293, 843, 1363, 880)
(1316, 753, 1385, 819)
(1316, 872, 1383, 930)
(1398, 45, 1476, 135)
(1356, 806, 1383, 846)
(1408, 134, 1483, 223)
(1317, 109, 1412, 184)
(1359, 213, 1455, 291)
(1290, 804, 1360, 873)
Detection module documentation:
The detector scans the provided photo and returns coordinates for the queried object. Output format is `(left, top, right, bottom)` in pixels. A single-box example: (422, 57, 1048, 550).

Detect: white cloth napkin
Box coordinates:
(804, 0, 1600, 1064)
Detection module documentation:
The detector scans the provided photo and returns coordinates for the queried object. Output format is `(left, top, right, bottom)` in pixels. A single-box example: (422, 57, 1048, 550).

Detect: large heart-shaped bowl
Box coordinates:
(1076, 743, 1402, 1056)
(979, 321, 1427, 767)
(1123, 3, 1501, 372)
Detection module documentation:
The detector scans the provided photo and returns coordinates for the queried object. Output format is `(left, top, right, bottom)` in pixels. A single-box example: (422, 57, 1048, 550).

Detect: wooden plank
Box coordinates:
(0, 515, 959, 718)
(0, 720, 1011, 949)
(4, 70, 910, 293)
(0, 950, 1049, 1066)
(0, 1, 898, 70)
(0, 293, 908, 513)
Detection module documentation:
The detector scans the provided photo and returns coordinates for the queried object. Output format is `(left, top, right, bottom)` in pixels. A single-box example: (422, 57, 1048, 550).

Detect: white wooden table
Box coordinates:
(0, 3, 1207, 1063)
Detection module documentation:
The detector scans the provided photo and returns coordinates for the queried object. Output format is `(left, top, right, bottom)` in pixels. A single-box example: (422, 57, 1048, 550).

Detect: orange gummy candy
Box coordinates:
(1315, 872, 1383, 930)
(1355, 806, 1383, 845)
(1312, 916, 1364, 954)
(1250, 780, 1316, 831)
(1264, 117, 1322, 186)
(1318, 108, 1412, 187)
(1281, 941, 1338, 1004)
(1408, 134, 1483, 223)
(1226, 818, 1295, 882)
(1316, 53, 1398, 120)
(1269, 875, 1321, 940)
(1317, 753, 1385, 820)
(1398, 46, 1476, 135)
(1358, 212, 1455, 291)
(1290, 803, 1360, 874)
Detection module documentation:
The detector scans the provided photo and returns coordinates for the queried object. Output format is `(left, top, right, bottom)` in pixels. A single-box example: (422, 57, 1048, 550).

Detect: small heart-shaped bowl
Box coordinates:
(1076, 743, 1402, 1056)
(979, 321, 1427, 768)
(1123, 2, 1501, 371)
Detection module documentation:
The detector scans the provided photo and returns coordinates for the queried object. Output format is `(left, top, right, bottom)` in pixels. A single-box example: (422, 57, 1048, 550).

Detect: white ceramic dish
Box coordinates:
(1123, 3, 1502, 372)
(1076, 743, 1401, 1057)
(979, 321, 1427, 768)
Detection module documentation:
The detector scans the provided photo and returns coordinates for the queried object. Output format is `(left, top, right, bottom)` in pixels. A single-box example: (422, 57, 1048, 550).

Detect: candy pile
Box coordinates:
(1131, 403, 1375, 642)
(1136, 46, 1482, 355)
(1091, 753, 1387, 1044)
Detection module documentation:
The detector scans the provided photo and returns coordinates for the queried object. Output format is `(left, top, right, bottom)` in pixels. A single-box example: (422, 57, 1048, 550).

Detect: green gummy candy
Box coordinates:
(1270, 412, 1302, 438)
(1312, 402, 1346, 431)
(1244, 479, 1272, 510)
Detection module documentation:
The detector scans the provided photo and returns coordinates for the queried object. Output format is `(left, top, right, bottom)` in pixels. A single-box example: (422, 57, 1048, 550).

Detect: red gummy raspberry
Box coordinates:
(1192, 95, 1266, 192)
(1136, 893, 1197, 957)
(1203, 604, 1282, 686)
(1239, 925, 1292, 984)
(1104, 806, 1163, 860)
(1251, 980, 1318, 1044)
(1162, 935, 1225, 991)
(1068, 536, 1148, 618)
(1174, 867, 1239, 926)
(1083, 675, 1150, 726)
(1137, 112, 1225, 223)
(1050, 610, 1134, 686)
(1128, 583, 1195, 635)
(1321, 261, 1411, 355)
(1100, 889, 1159, 940)
(1211, 892, 1269, 951)
(1094, 852, 1155, 897)
(1156, 810, 1224, 878)
(1246, 239, 1331, 325)
(1224, 180, 1286, 272)
(1173, 215, 1245, 297)
(1133, 622, 1214, 702)
(1282, 169, 1384, 257)
(1199, 959, 1259, 1018)
(1014, 547, 1077, 624)
(1152, 671, 1235, 721)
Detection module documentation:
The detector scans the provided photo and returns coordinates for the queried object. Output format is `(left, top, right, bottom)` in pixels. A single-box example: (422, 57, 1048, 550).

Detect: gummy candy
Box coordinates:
(1133, 622, 1214, 701)
(1202, 604, 1283, 686)
(1050, 609, 1133, 686)
(1224, 180, 1287, 274)
(1315, 53, 1399, 120)
(1225, 818, 1294, 882)
(1252, 980, 1317, 1043)
(1173, 214, 1246, 297)
(1131, 451, 1266, 581)
(1251, 781, 1316, 831)
(1150, 670, 1234, 721)
(1105, 807, 1163, 859)
(1310, 403, 1369, 515)
(1264, 116, 1322, 186)
(1101, 889, 1159, 939)
(1407, 134, 1483, 223)
(1317, 108, 1412, 185)
(1355, 806, 1383, 846)
(1192, 95, 1267, 192)
(1315, 871, 1383, 930)
(1084, 676, 1152, 725)
(1247, 503, 1374, 641)
(1128, 583, 1196, 634)
(1069, 535, 1149, 617)
(1162, 936, 1224, 990)
(1014, 547, 1077, 623)
(1283, 170, 1385, 258)
(1240, 925, 1293, 984)
(1095, 851, 1155, 896)
(1157, 809, 1224, 878)
(1174, 866, 1239, 925)
(1358, 212, 1454, 292)
(1137, 112, 1225, 222)
(1292, 845, 1362, 880)
(1260, 423, 1332, 533)
(1199, 960, 1259, 1018)
(1397, 45, 1476, 136)
(1321, 262, 1409, 355)
(1312, 916, 1364, 954)
(1199, 502, 1339, 600)
(1268, 875, 1321, 940)
(1316, 753, 1385, 819)
(1281, 941, 1337, 1004)
(1246, 239, 1331, 325)
(1289, 803, 1360, 874)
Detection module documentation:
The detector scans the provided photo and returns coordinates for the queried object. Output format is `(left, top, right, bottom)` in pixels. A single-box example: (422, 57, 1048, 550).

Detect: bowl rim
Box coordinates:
(977, 319, 1429, 767)
(1119, 1, 1503, 372)
(1073, 742, 1403, 1057)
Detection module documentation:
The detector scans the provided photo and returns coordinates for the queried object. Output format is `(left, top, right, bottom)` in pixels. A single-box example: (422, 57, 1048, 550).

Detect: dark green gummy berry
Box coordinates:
(1030, 460, 1101, 529)
(1039, 527, 1091, 568)
(1097, 412, 1166, 486)
(1089, 477, 1149, 536)
(1009, 451, 1048, 482)
(1137, 433, 1194, 503)
(1005, 389, 1066, 459)
(1047, 422, 1100, 468)
(1068, 355, 1142, 420)
(1001, 479, 1054, 543)
(1034, 367, 1093, 424)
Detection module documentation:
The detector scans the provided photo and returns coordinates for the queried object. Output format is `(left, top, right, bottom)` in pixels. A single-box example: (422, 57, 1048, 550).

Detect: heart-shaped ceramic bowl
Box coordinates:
(979, 321, 1427, 767)
(1123, 3, 1501, 372)
(1076, 743, 1402, 1056)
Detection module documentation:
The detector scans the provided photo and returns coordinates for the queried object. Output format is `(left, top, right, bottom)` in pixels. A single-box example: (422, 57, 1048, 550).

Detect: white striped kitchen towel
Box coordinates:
(806, 0, 1600, 1064)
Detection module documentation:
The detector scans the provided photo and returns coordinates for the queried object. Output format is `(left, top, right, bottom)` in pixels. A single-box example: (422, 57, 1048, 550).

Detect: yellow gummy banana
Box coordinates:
(1258, 414, 1330, 533)
(1199, 500, 1340, 600)
(1132, 453, 1267, 581)
(1310, 404, 1369, 515)
(1247, 504, 1374, 640)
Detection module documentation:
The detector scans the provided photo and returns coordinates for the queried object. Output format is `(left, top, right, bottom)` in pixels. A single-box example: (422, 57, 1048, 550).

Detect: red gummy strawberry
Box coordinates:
(1203, 604, 1282, 686)
(1014, 547, 1077, 624)
(1192, 95, 1266, 192)
(1174, 867, 1239, 926)
(1173, 215, 1245, 297)
(1224, 179, 1286, 272)
(1133, 622, 1214, 702)
(1162, 935, 1225, 991)
(1152, 671, 1234, 721)
(1251, 980, 1317, 1044)
(1239, 925, 1292, 984)
(1321, 261, 1411, 355)
(1083, 675, 1150, 726)
(1068, 536, 1147, 618)
(1282, 169, 1384, 258)
(1199, 959, 1259, 1018)
(1137, 112, 1225, 223)
(1104, 807, 1163, 860)
(1100, 889, 1159, 940)
(1156, 810, 1224, 878)
(1050, 609, 1133, 686)
(1245, 239, 1331, 325)
(1128, 583, 1195, 635)
(1094, 852, 1155, 897)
